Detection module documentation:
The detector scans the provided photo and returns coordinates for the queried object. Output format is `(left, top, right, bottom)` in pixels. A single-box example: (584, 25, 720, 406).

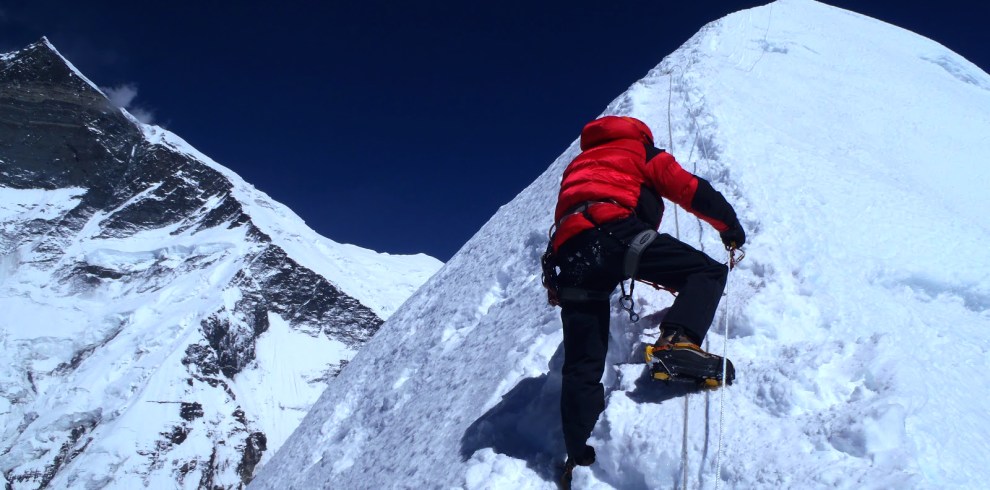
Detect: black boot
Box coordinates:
(652, 325, 698, 348)
(648, 326, 735, 387)
(560, 445, 595, 489)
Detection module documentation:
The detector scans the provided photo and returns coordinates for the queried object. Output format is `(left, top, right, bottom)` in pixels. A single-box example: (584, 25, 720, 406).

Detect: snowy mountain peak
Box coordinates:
(4, 37, 104, 99)
(0, 39, 440, 489)
(251, 1, 990, 488)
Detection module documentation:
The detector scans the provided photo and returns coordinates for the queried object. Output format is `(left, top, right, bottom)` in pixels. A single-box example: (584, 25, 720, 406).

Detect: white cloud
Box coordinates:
(128, 107, 155, 124)
(104, 83, 138, 107)
(102, 83, 155, 124)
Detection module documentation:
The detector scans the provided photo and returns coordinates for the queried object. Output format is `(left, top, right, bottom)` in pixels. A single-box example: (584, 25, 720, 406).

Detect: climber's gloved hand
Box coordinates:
(719, 226, 746, 250)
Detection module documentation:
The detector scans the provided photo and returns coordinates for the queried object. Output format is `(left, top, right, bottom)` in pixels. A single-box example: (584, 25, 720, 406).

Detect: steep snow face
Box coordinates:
(0, 40, 441, 489)
(251, 1, 990, 489)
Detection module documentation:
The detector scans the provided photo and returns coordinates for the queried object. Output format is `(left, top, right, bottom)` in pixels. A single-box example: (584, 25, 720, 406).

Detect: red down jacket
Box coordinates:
(552, 115, 738, 251)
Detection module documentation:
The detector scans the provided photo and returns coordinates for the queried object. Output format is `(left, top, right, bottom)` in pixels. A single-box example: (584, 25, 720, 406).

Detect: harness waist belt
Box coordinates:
(555, 200, 620, 228)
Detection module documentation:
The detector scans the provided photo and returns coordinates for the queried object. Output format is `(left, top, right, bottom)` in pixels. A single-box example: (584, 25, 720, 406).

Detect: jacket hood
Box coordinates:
(579, 116, 654, 151)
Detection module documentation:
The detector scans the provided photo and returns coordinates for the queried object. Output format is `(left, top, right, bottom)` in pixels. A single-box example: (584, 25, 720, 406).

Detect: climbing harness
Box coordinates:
(542, 201, 626, 308)
(616, 228, 659, 322)
(540, 242, 561, 306)
(545, 200, 674, 323)
(542, 201, 625, 306)
(623, 229, 658, 279)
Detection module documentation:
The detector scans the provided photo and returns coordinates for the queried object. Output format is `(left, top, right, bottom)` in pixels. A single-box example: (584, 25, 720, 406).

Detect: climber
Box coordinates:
(542, 115, 745, 477)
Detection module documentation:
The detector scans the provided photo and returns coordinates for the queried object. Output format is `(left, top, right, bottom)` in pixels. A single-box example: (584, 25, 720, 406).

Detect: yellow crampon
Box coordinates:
(644, 344, 726, 388)
(644, 344, 657, 363)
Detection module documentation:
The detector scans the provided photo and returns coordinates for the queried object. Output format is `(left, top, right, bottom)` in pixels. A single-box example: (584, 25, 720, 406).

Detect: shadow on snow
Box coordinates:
(459, 343, 567, 483)
(622, 362, 708, 404)
(459, 331, 704, 485)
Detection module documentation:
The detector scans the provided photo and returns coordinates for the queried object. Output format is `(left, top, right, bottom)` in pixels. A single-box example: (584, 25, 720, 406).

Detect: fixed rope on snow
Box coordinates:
(714, 246, 740, 490)
(664, 64, 746, 489)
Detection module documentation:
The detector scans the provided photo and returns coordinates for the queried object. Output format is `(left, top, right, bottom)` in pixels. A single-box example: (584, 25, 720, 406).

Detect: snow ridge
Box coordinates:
(136, 124, 440, 318)
(252, 1, 990, 489)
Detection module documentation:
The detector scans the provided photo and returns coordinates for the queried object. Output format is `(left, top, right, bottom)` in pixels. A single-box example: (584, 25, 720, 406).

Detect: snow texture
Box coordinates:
(252, 1, 990, 489)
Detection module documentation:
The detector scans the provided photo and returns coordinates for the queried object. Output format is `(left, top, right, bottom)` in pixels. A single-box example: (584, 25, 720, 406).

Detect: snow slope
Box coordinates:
(251, 1, 990, 488)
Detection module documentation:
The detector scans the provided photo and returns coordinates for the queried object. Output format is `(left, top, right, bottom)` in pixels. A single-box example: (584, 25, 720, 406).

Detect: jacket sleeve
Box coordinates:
(644, 147, 740, 232)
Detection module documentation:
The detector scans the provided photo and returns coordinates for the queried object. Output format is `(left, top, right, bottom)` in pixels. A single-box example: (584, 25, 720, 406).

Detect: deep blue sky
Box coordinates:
(2, 1, 987, 261)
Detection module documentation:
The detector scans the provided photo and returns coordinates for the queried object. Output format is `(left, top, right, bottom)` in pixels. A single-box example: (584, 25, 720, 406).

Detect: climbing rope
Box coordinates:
(682, 395, 690, 489)
(667, 68, 676, 153)
(660, 9, 758, 480)
(663, 68, 693, 490)
(714, 246, 741, 490)
(680, 71, 744, 490)
(653, 65, 747, 489)
(667, 63, 747, 489)
(667, 70, 682, 241)
(745, 4, 775, 73)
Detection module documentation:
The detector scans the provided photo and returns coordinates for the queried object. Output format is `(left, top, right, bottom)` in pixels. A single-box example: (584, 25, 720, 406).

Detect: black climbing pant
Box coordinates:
(556, 219, 728, 460)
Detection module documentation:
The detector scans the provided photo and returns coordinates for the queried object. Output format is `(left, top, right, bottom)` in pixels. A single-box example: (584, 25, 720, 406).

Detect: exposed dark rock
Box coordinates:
(177, 460, 197, 483)
(165, 425, 190, 446)
(11, 417, 100, 489)
(1, 39, 395, 489)
(202, 312, 258, 380)
(1, 40, 252, 244)
(237, 432, 268, 485)
(198, 447, 221, 490)
(180, 402, 204, 422)
(75, 264, 126, 280)
(138, 423, 195, 482)
(243, 247, 382, 343)
(232, 407, 247, 426)
(0, 40, 136, 192)
(93, 144, 249, 238)
(26, 373, 37, 394)
(181, 344, 221, 377)
(309, 359, 350, 384)
(51, 321, 125, 375)
(198, 245, 382, 380)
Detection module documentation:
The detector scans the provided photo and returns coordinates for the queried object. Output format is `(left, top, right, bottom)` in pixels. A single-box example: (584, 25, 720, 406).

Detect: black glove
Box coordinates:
(720, 226, 746, 249)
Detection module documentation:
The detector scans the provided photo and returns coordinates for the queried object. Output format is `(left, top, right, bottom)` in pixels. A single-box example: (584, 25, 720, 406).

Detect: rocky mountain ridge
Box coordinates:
(0, 38, 441, 489)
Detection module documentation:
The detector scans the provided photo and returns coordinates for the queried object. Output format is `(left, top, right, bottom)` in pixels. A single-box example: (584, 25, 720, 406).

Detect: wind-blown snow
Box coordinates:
(252, 1, 990, 488)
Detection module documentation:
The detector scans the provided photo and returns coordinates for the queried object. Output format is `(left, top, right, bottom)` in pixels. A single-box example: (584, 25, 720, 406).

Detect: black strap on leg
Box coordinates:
(624, 229, 658, 279)
(557, 288, 612, 303)
(618, 230, 657, 323)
